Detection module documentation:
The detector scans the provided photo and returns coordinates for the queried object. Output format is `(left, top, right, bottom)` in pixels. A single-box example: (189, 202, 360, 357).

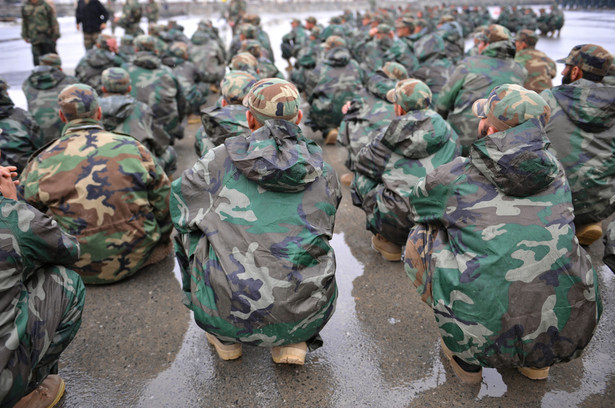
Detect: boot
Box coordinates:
(371, 234, 402, 262)
(14, 375, 65, 408)
(271, 342, 307, 365)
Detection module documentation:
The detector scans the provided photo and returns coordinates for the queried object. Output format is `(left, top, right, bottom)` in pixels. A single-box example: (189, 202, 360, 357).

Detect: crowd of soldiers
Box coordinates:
(1, 1, 615, 406)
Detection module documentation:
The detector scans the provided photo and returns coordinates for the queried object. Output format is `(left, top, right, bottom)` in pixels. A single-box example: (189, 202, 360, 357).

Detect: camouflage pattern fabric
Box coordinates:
(172, 119, 341, 347)
(75, 47, 125, 94)
(403, 117, 601, 368)
(22, 65, 78, 143)
(515, 48, 557, 93)
(436, 38, 526, 153)
(0, 196, 85, 408)
(123, 51, 186, 140)
(541, 78, 615, 225)
(281, 23, 308, 60)
(117, 0, 143, 36)
(243, 78, 301, 124)
(382, 36, 419, 75)
(289, 36, 322, 93)
(21, 114, 172, 284)
(556, 44, 613, 77)
(194, 104, 249, 158)
(118, 35, 136, 62)
(145, 0, 159, 23)
(21, 0, 59, 46)
(360, 35, 394, 75)
(411, 30, 456, 104)
(351, 105, 459, 244)
(604, 218, 615, 274)
(162, 51, 209, 115)
(0, 80, 44, 172)
(189, 32, 226, 84)
(308, 47, 365, 133)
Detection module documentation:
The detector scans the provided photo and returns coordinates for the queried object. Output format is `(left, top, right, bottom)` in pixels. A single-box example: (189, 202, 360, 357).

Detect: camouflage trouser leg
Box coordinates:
(404, 223, 441, 305)
(31, 41, 57, 66)
(156, 146, 178, 176)
(0, 266, 85, 408)
(83, 31, 101, 50)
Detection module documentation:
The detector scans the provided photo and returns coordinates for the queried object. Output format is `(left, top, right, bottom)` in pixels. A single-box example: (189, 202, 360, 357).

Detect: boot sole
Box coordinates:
(49, 377, 65, 408)
(206, 333, 242, 360)
(271, 343, 307, 365)
(518, 366, 550, 380)
(576, 224, 603, 246)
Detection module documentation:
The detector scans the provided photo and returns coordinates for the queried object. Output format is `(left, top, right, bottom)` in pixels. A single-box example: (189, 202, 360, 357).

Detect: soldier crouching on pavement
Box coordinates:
(20, 84, 173, 284)
(171, 78, 342, 365)
(0, 157, 85, 408)
(403, 84, 601, 383)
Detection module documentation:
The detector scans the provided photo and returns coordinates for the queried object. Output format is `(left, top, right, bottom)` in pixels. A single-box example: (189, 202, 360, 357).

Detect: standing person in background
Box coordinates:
(21, 0, 60, 66)
(115, 0, 143, 36)
(76, 0, 110, 50)
(145, 0, 159, 24)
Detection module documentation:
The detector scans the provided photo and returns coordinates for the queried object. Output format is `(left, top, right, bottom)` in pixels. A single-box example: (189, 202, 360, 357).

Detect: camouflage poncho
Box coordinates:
(515, 48, 557, 93)
(22, 65, 78, 143)
(194, 104, 249, 157)
(351, 109, 459, 244)
(541, 79, 615, 225)
(0, 98, 43, 173)
(75, 48, 125, 94)
(172, 120, 341, 347)
(404, 118, 601, 368)
(21, 118, 172, 284)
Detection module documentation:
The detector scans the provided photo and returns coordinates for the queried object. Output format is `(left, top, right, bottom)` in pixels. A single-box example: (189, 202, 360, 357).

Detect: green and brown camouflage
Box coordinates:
(382, 34, 419, 75)
(39, 52, 61, 67)
(308, 46, 365, 134)
(230, 52, 260, 78)
(189, 32, 226, 84)
(351, 81, 459, 244)
(556, 44, 613, 77)
(541, 77, 615, 225)
(162, 42, 209, 115)
(57, 83, 99, 120)
(117, 0, 143, 36)
(241, 40, 282, 79)
(436, 25, 526, 154)
(75, 35, 125, 94)
(220, 70, 256, 105)
(603, 218, 615, 273)
(515, 47, 557, 93)
(403, 89, 600, 368)
(22, 63, 78, 143)
(172, 117, 341, 347)
(118, 34, 136, 62)
(243, 78, 301, 124)
(21, 0, 59, 45)
(21, 86, 172, 284)
(0, 78, 44, 172)
(122, 45, 186, 140)
(281, 19, 308, 60)
(0, 196, 84, 408)
(289, 33, 323, 93)
(145, 0, 159, 23)
(194, 104, 249, 157)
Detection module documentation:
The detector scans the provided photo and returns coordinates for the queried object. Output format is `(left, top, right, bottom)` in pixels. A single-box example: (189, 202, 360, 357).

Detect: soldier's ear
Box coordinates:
(95, 106, 103, 121)
(221, 98, 228, 107)
(571, 66, 583, 81)
(59, 110, 68, 124)
(127, 85, 132, 93)
(295, 109, 303, 125)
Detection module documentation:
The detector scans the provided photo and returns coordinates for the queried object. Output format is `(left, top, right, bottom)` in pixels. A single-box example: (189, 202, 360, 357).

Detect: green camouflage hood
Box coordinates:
(366, 71, 397, 101)
(201, 104, 249, 146)
(27, 66, 68, 90)
(324, 47, 351, 67)
(225, 119, 324, 192)
(86, 48, 120, 69)
(481, 38, 516, 60)
(0, 79, 14, 117)
(471, 118, 559, 197)
(99, 94, 136, 130)
(551, 79, 615, 131)
(133, 52, 161, 69)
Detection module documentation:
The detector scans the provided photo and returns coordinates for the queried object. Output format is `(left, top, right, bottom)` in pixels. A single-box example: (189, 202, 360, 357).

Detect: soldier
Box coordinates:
(162, 42, 209, 122)
(338, 61, 407, 186)
(0, 77, 43, 173)
(242, 14, 275, 63)
(115, 0, 143, 36)
(360, 24, 395, 74)
(194, 70, 255, 157)
(145, 0, 159, 24)
(241, 39, 283, 79)
(100, 67, 177, 174)
(403, 84, 600, 383)
(117, 34, 136, 62)
(189, 31, 226, 93)
(75, 34, 125, 94)
(541, 44, 615, 245)
(514, 29, 557, 93)
(122, 34, 186, 141)
(383, 16, 419, 75)
(351, 78, 459, 261)
(229, 52, 260, 78)
(76, 0, 110, 50)
(281, 18, 308, 71)
(289, 26, 322, 93)
(22, 53, 77, 144)
(171, 78, 341, 365)
(436, 24, 526, 155)
(307, 35, 364, 145)
(20, 84, 172, 284)
(225, 0, 246, 34)
(21, 0, 60, 66)
(0, 162, 85, 408)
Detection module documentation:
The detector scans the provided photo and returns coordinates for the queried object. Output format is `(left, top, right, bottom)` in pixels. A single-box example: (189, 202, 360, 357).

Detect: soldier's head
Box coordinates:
(101, 67, 132, 95)
(230, 52, 259, 76)
(191, 31, 209, 45)
(515, 29, 538, 51)
(97, 34, 118, 53)
(309, 26, 322, 41)
(242, 78, 302, 129)
(241, 39, 262, 59)
(58, 84, 102, 123)
(477, 24, 511, 54)
(220, 71, 257, 106)
(557, 44, 613, 84)
(329, 16, 342, 25)
(39, 53, 62, 69)
(394, 16, 415, 38)
(239, 24, 257, 41)
(386, 78, 432, 116)
(472, 84, 551, 136)
(134, 34, 158, 54)
(291, 18, 301, 28)
(243, 14, 261, 26)
(169, 42, 189, 60)
(324, 35, 346, 51)
(374, 24, 393, 40)
(305, 16, 317, 30)
(380, 62, 408, 81)
(0, 77, 13, 107)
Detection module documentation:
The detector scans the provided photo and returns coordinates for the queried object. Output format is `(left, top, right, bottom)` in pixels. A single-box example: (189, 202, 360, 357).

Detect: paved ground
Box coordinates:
(1, 6, 614, 408)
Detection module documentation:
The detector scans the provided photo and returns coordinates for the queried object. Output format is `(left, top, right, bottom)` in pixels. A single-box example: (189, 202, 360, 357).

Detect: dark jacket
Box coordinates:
(76, 0, 109, 34)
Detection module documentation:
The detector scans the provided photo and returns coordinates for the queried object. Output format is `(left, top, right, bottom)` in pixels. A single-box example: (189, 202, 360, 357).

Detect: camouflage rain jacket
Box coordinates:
(22, 65, 78, 143)
(411, 30, 456, 104)
(162, 56, 209, 115)
(382, 37, 419, 76)
(515, 48, 557, 93)
(172, 120, 341, 347)
(99, 94, 176, 174)
(189, 35, 226, 84)
(436, 39, 526, 151)
(21, 0, 59, 45)
(405, 118, 601, 368)
(0, 95, 43, 173)
(194, 104, 249, 157)
(0, 195, 84, 408)
(308, 47, 364, 132)
(75, 48, 125, 94)
(338, 71, 396, 171)
(541, 79, 615, 225)
(21, 118, 172, 284)
(123, 52, 186, 140)
(351, 109, 459, 244)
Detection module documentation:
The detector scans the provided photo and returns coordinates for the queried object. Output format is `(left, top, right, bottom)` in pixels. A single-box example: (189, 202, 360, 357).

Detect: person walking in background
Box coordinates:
(76, 0, 110, 50)
(21, 0, 60, 66)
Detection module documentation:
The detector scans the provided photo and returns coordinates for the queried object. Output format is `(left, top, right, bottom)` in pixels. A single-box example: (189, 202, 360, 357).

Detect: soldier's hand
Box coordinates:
(342, 101, 352, 114)
(0, 165, 19, 200)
